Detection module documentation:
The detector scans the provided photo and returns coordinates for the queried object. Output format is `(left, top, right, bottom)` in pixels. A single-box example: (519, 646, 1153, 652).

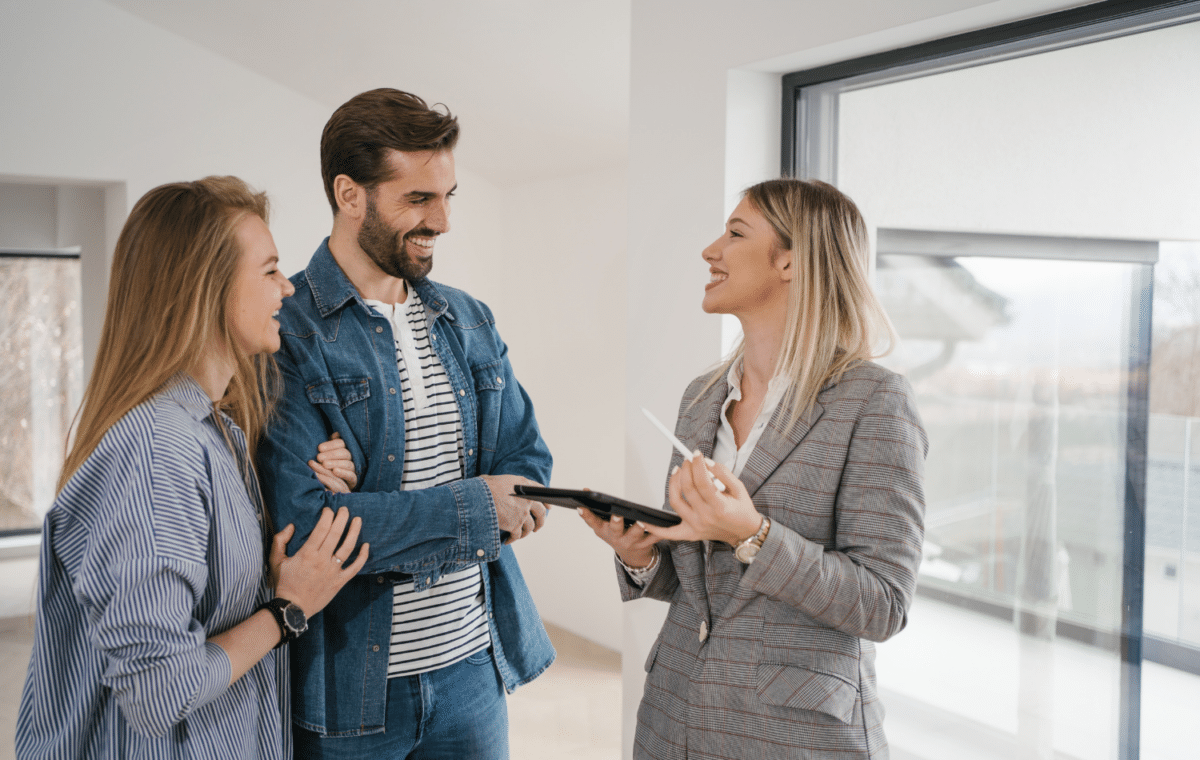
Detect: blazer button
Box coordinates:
(699, 621, 709, 643)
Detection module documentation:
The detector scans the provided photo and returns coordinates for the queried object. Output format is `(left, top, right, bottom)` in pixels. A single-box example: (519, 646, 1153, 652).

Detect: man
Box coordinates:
(258, 88, 554, 759)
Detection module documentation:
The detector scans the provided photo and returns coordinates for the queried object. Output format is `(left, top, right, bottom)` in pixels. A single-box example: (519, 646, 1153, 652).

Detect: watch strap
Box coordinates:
(734, 516, 771, 564)
(256, 598, 296, 649)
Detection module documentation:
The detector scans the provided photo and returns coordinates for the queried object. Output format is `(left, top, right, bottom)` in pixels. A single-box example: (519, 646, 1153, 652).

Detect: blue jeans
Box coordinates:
(293, 650, 509, 759)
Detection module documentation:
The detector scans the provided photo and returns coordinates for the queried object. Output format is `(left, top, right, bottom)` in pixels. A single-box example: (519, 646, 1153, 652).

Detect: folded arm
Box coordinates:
(258, 356, 502, 574)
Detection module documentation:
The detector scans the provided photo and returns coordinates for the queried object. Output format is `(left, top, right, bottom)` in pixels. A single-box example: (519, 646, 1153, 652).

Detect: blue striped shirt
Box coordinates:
(16, 375, 290, 760)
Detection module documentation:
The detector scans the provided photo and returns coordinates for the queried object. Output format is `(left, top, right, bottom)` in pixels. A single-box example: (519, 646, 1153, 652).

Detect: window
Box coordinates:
(782, 1, 1200, 757)
(0, 250, 83, 535)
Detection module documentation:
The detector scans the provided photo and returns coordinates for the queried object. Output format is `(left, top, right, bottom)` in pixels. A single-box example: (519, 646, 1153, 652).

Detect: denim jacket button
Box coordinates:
(459, 389, 466, 397)
(388, 454, 396, 462)
(373, 645, 380, 652)
(468, 449, 473, 456)
(476, 549, 485, 557)
(377, 576, 385, 584)
(375, 326, 383, 333)
(496, 377, 503, 384)
(389, 387, 396, 395)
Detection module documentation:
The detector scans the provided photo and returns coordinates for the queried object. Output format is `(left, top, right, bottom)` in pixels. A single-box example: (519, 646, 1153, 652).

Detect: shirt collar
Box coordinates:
(723, 356, 789, 405)
(160, 373, 221, 424)
(303, 238, 453, 323)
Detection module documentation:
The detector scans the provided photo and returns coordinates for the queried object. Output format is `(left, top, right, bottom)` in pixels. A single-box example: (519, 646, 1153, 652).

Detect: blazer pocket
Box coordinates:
(643, 636, 663, 673)
(755, 663, 859, 724)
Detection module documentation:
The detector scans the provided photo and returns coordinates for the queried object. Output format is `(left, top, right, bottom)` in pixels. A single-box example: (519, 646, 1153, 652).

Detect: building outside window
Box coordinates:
(0, 251, 83, 535)
(779, 1, 1200, 757)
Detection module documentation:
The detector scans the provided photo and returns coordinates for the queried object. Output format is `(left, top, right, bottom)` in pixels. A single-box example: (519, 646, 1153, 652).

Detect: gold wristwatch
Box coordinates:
(733, 516, 771, 564)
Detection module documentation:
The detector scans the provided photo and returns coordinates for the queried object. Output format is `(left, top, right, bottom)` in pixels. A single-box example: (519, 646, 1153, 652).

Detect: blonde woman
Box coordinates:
(583, 179, 927, 759)
(17, 177, 368, 759)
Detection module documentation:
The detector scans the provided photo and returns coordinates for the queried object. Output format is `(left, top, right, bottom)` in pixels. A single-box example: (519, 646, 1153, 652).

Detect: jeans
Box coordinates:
(293, 649, 509, 759)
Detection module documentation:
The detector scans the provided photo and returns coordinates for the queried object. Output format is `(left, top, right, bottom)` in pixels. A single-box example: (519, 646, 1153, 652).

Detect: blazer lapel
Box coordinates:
(667, 378, 728, 622)
(739, 387, 827, 498)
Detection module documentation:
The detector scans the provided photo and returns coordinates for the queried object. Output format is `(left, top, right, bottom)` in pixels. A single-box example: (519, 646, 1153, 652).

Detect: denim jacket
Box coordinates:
(257, 240, 555, 737)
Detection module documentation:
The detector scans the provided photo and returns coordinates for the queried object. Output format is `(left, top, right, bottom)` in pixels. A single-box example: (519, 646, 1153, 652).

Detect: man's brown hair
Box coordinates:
(320, 88, 460, 214)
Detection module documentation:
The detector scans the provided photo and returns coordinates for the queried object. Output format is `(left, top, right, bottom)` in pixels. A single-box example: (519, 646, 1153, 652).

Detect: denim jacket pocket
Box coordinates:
(471, 361, 504, 461)
(306, 376, 372, 449)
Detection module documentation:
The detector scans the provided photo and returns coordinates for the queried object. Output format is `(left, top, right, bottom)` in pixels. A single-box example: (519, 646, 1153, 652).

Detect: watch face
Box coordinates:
(735, 543, 760, 563)
(283, 604, 308, 634)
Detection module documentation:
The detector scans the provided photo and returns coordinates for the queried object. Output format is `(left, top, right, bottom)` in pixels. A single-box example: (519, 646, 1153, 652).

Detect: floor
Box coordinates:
(875, 596, 1199, 760)
(4, 600, 1195, 759)
(0, 617, 621, 759)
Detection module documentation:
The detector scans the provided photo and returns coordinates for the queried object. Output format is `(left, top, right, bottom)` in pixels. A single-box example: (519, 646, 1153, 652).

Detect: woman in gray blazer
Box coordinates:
(582, 178, 927, 759)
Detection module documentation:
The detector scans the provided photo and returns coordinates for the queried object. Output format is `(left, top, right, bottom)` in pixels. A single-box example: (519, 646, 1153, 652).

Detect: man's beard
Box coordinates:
(357, 196, 434, 283)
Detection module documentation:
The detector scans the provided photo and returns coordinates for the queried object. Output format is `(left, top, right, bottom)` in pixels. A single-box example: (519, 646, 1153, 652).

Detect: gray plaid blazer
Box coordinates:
(619, 361, 927, 760)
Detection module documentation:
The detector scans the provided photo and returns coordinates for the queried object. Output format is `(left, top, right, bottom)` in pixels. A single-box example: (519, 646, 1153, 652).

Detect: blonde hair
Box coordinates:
(713, 179, 895, 430)
(58, 176, 280, 492)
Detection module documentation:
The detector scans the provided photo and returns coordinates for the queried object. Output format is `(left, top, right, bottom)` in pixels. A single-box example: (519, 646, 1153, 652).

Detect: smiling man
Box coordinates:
(257, 89, 554, 759)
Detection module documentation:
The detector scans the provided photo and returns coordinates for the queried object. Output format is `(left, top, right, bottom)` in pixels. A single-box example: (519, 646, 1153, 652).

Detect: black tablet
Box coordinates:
(512, 485, 681, 528)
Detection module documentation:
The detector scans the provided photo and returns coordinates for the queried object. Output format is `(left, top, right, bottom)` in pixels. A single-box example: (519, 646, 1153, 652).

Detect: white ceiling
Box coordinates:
(107, 0, 631, 186)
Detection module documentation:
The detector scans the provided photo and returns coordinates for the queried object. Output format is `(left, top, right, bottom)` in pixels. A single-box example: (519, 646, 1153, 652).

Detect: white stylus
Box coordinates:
(641, 407, 726, 492)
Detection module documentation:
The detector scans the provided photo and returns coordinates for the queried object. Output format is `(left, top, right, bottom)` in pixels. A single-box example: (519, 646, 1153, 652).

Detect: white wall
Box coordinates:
(623, 0, 1092, 753)
(0, 0, 629, 649)
(0, 0, 335, 618)
(0, 0, 333, 277)
(498, 165, 630, 650)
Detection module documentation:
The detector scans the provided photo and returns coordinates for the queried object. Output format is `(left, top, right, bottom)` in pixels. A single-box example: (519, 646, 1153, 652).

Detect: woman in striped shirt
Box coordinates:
(16, 177, 369, 759)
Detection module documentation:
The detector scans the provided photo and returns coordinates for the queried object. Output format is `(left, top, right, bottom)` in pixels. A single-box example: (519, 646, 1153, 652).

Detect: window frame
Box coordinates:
(780, 2, 1200, 757)
(0, 248, 83, 548)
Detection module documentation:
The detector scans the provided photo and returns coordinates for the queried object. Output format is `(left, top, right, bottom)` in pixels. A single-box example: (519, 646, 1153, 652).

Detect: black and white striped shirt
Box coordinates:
(366, 291, 491, 678)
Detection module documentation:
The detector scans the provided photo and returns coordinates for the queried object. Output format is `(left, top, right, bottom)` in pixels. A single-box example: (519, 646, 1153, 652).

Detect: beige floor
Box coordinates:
(0, 617, 620, 759)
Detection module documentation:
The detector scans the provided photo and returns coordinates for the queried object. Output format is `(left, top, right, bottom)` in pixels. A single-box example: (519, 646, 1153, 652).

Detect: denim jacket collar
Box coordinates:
(304, 238, 454, 324)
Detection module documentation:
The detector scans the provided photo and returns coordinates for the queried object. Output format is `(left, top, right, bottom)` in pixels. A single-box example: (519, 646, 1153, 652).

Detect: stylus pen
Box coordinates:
(641, 408, 726, 493)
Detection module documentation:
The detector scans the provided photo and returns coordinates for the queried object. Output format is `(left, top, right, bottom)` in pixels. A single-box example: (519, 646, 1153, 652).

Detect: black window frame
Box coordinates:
(780, 2, 1200, 758)
(0, 248, 83, 540)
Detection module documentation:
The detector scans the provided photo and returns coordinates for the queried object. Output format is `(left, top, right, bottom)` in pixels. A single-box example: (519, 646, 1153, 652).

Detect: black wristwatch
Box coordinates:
(257, 598, 308, 648)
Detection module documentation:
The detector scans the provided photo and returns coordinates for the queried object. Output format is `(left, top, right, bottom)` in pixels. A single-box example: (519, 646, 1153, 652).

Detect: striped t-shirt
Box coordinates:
(365, 291, 491, 678)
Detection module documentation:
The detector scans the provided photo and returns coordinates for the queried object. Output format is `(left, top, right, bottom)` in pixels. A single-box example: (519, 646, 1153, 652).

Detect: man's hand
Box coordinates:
(481, 474, 548, 544)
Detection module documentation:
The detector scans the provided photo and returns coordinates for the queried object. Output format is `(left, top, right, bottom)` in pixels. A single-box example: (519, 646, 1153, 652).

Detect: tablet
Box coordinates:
(512, 485, 681, 528)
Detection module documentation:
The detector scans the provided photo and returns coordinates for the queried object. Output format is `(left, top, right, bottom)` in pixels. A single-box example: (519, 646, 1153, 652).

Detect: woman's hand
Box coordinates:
(308, 432, 357, 493)
(643, 455, 762, 545)
(579, 505, 660, 569)
(269, 507, 369, 617)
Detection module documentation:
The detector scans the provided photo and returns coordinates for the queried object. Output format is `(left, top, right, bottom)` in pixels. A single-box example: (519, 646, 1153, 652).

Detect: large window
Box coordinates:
(0, 250, 83, 534)
(782, 1, 1200, 758)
